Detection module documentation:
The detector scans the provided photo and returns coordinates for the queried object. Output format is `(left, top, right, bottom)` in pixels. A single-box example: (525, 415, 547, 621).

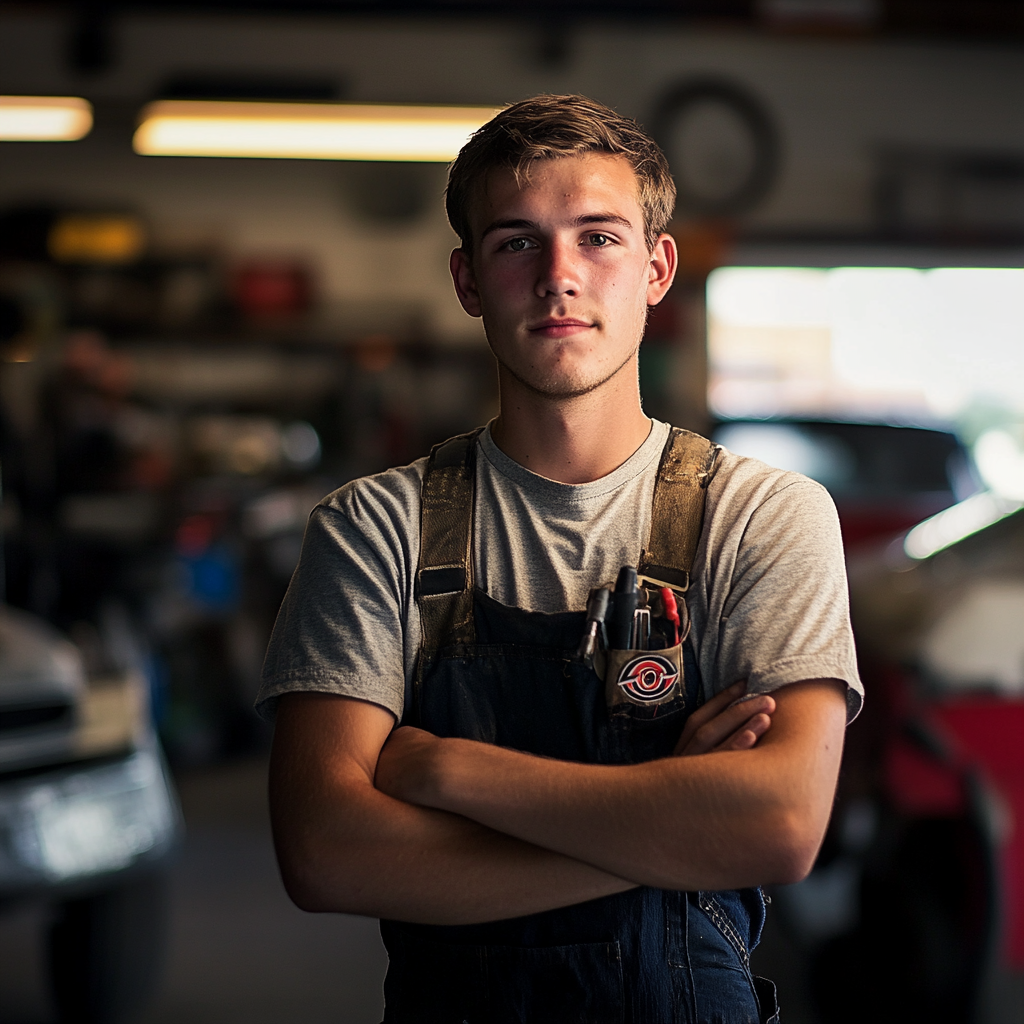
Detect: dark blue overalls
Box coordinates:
(380, 429, 780, 1024)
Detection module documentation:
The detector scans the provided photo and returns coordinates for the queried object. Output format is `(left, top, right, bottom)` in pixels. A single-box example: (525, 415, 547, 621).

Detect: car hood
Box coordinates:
(849, 506, 1024, 697)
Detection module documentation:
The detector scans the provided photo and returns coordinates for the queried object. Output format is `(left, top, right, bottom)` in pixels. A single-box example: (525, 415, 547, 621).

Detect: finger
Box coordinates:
(714, 712, 773, 752)
(676, 695, 774, 756)
(684, 700, 770, 757)
(675, 681, 746, 751)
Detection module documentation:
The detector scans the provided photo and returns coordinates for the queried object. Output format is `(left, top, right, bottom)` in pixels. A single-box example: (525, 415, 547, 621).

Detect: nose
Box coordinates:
(535, 237, 582, 300)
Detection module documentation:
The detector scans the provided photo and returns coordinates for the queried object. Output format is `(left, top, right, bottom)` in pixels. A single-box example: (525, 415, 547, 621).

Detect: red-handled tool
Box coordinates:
(660, 587, 680, 646)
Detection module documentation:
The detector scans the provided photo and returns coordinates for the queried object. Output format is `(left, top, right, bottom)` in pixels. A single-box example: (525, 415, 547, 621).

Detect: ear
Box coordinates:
(450, 248, 482, 318)
(645, 233, 678, 307)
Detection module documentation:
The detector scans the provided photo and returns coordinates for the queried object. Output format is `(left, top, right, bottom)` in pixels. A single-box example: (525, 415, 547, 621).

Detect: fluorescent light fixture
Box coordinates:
(133, 100, 502, 161)
(903, 491, 1023, 560)
(0, 96, 92, 141)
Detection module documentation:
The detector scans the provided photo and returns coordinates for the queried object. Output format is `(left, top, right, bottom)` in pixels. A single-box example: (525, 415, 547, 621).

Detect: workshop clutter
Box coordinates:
(0, 200, 496, 768)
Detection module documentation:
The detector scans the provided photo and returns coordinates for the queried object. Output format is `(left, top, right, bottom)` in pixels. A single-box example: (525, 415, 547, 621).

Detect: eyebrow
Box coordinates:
(480, 213, 634, 240)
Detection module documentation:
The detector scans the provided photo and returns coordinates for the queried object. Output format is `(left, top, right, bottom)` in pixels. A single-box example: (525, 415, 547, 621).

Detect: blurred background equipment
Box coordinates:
(2, 2, 1024, 1021)
(652, 77, 779, 219)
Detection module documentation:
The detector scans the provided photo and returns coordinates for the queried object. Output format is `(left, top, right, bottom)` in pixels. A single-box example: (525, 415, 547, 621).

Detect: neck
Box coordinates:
(490, 363, 652, 484)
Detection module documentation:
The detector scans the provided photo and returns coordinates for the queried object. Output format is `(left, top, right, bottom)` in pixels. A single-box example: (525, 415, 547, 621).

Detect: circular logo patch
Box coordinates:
(616, 654, 680, 703)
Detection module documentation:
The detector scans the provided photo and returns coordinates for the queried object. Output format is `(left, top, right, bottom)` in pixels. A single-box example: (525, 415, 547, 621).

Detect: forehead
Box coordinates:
(469, 152, 642, 236)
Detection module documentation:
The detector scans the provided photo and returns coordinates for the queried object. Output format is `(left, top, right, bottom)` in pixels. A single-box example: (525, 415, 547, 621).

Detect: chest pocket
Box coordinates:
(410, 426, 721, 769)
(604, 640, 702, 763)
(413, 426, 721, 690)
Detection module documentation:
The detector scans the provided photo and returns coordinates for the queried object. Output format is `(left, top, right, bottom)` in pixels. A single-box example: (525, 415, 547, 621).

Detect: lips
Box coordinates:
(529, 318, 594, 337)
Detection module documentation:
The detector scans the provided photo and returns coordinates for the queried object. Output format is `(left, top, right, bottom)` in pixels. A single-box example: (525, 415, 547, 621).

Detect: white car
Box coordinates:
(0, 605, 180, 1024)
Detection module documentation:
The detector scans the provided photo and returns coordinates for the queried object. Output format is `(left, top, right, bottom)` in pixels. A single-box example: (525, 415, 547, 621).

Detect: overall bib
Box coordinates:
(380, 429, 780, 1024)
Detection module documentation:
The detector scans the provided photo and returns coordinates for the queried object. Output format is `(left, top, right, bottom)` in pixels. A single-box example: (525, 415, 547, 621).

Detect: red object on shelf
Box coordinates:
(232, 260, 312, 318)
(175, 514, 216, 557)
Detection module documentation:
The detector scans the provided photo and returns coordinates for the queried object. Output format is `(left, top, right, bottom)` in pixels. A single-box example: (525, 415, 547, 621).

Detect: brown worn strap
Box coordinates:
(638, 428, 721, 594)
(416, 428, 483, 651)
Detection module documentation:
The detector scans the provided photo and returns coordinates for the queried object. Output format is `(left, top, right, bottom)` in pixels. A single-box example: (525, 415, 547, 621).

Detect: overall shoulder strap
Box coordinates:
(417, 428, 483, 651)
(638, 427, 722, 594)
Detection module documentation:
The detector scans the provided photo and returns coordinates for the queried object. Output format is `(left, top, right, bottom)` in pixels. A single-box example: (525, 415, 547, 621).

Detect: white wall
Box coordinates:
(2, 11, 1023, 342)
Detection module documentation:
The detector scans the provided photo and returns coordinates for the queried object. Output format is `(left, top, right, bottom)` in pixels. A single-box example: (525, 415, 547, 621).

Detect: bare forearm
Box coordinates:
(388, 681, 846, 891)
(269, 695, 634, 925)
(416, 744, 794, 890)
(272, 780, 634, 924)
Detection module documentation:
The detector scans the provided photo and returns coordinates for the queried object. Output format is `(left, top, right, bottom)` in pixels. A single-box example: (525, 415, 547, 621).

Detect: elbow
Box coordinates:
(283, 872, 328, 914)
(277, 848, 332, 913)
(766, 810, 825, 885)
(274, 829, 358, 914)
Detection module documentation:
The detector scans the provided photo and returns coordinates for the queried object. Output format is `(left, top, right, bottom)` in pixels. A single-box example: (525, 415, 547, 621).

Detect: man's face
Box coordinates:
(450, 153, 676, 400)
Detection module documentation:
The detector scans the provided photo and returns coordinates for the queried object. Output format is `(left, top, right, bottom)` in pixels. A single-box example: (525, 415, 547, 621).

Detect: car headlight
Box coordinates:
(0, 747, 177, 887)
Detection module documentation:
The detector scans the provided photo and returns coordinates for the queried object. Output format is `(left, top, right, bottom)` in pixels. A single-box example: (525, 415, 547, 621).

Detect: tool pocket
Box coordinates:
(597, 643, 689, 761)
(597, 642, 686, 713)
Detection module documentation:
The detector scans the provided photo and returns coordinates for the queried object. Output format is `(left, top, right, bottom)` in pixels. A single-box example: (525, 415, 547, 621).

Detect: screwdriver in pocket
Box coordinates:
(577, 587, 611, 662)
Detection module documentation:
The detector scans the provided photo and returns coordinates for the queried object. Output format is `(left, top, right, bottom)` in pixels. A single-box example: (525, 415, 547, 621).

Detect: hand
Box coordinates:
(374, 725, 442, 805)
(673, 681, 775, 757)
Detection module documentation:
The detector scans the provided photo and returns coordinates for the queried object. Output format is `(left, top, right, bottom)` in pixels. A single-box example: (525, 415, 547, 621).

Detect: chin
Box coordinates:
(496, 344, 631, 400)
(519, 369, 609, 400)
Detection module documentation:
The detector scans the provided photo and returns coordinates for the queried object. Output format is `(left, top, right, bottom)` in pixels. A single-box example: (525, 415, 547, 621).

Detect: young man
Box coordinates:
(259, 95, 862, 1023)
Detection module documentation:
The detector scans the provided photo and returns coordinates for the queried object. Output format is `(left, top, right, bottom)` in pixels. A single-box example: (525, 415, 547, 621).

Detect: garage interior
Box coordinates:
(1, 2, 1023, 1022)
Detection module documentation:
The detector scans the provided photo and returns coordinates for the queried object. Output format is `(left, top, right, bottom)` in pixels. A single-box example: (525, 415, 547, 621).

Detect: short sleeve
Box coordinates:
(254, 467, 423, 723)
(696, 464, 864, 723)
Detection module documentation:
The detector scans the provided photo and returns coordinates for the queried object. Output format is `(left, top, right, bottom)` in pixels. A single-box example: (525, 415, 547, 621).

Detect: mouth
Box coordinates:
(528, 318, 595, 338)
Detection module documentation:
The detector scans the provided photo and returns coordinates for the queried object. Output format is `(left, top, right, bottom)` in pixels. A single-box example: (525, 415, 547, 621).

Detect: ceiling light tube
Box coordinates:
(0, 96, 93, 141)
(133, 100, 502, 162)
(903, 491, 1023, 560)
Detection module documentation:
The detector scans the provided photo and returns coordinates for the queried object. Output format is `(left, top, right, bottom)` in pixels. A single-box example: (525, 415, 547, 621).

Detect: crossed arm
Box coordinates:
(269, 677, 847, 925)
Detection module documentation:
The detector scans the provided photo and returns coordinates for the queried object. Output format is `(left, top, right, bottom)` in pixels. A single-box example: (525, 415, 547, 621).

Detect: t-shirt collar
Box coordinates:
(478, 418, 669, 506)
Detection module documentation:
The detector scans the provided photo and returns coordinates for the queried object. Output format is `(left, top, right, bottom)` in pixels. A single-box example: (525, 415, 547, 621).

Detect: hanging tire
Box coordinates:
(47, 870, 170, 1024)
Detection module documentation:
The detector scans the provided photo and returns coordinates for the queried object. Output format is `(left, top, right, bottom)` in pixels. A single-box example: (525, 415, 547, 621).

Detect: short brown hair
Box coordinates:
(445, 94, 676, 254)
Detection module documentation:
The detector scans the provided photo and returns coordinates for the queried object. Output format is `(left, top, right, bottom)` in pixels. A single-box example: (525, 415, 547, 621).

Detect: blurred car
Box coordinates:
(715, 418, 1020, 1022)
(713, 418, 974, 547)
(0, 605, 180, 1024)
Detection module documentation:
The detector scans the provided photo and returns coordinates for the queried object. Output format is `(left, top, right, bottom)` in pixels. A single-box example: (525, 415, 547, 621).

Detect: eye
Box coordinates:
(586, 233, 610, 246)
(505, 237, 533, 252)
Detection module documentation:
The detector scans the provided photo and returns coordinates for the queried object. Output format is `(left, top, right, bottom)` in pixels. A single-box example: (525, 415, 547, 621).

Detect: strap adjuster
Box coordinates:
(418, 566, 468, 597)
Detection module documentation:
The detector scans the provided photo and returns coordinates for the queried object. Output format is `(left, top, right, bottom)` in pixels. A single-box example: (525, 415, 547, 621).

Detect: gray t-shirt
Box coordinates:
(256, 420, 863, 723)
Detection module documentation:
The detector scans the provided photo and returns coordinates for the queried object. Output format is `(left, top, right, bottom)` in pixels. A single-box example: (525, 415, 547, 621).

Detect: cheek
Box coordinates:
(602, 268, 653, 328)
(597, 257, 651, 298)
(479, 266, 531, 311)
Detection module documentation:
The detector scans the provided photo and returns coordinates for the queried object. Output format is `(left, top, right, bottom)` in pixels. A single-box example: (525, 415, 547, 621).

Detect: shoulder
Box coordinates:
(317, 458, 427, 539)
(700, 448, 843, 574)
(707, 449, 838, 532)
